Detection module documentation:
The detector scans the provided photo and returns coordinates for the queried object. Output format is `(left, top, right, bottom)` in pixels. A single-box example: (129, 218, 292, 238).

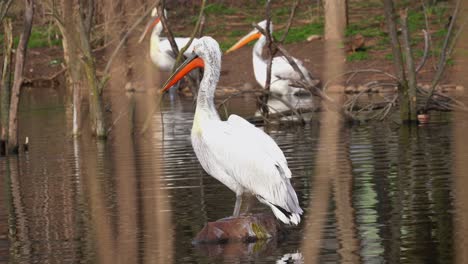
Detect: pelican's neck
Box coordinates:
(195, 59, 220, 120)
(252, 35, 267, 87)
(253, 34, 266, 60)
(150, 23, 163, 56)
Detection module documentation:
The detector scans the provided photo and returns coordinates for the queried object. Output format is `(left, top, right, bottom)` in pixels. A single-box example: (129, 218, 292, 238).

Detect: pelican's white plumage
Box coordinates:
(140, 9, 197, 71)
(227, 20, 317, 96)
(163, 37, 303, 225)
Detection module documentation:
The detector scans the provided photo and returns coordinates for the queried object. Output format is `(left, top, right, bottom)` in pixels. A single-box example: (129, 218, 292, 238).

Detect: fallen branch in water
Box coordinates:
(23, 67, 67, 84)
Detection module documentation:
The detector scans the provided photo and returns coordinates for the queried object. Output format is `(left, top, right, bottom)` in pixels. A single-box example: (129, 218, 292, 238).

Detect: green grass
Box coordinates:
(276, 22, 324, 44)
(385, 53, 393, 61)
(347, 51, 370, 61)
(346, 24, 383, 38)
(8, 26, 62, 49)
(354, 0, 383, 9)
(434, 28, 448, 38)
(273, 6, 290, 17)
(407, 10, 426, 32)
(229, 29, 247, 38)
(204, 3, 237, 15)
(28, 26, 61, 48)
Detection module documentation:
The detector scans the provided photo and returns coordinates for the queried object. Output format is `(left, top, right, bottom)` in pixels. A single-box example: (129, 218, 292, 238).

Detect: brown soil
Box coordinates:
(19, 0, 461, 93)
(22, 38, 450, 94)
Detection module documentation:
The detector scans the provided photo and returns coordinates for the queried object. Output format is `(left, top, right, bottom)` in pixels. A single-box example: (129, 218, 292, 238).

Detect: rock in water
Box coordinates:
(193, 213, 282, 244)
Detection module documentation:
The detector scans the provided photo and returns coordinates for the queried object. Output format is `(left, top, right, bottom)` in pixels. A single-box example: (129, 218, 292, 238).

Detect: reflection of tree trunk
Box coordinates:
(105, 24, 139, 261)
(6, 157, 32, 262)
(138, 89, 174, 264)
(1, 19, 13, 149)
(333, 129, 360, 263)
(80, 139, 116, 264)
(8, 0, 34, 153)
(302, 6, 345, 259)
(453, 4, 468, 262)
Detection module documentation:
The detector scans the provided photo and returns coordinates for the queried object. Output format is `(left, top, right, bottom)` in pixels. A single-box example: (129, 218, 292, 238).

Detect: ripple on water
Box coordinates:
(0, 91, 461, 263)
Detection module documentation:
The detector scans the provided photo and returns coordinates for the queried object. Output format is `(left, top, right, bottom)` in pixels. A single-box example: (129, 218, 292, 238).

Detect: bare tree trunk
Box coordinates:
(8, 0, 34, 153)
(58, 0, 84, 136)
(1, 18, 13, 154)
(382, 0, 411, 121)
(400, 9, 418, 122)
(344, 0, 349, 26)
(53, 0, 104, 137)
(76, 2, 106, 138)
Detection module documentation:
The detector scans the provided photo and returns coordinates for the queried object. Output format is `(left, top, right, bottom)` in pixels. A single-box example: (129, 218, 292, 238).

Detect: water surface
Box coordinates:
(0, 87, 463, 263)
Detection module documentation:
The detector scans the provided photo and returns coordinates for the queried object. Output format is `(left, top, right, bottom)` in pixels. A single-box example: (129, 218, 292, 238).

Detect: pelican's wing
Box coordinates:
(272, 56, 314, 84)
(199, 115, 302, 223)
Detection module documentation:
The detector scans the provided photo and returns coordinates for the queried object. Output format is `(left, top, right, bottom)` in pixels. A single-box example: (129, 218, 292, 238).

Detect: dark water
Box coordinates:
(0, 87, 465, 263)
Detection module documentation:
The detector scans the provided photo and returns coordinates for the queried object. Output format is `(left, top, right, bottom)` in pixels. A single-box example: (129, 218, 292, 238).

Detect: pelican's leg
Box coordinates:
(233, 194, 242, 217)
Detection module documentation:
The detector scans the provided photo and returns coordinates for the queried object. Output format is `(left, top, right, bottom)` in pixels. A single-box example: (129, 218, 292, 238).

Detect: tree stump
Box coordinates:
(193, 213, 283, 244)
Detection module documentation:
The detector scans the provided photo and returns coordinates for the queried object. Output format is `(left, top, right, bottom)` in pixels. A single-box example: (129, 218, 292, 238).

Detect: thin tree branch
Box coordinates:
(0, 0, 13, 23)
(173, 0, 206, 68)
(416, 29, 430, 73)
(424, 0, 461, 109)
(157, 0, 179, 58)
(261, 0, 274, 118)
(101, 3, 156, 86)
(279, 0, 300, 43)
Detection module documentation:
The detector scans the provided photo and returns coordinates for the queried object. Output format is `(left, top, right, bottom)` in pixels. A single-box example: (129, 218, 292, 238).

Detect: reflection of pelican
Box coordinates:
(254, 95, 315, 122)
(139, 8, 197, 71)
(162, 37, 303, 225)
(226, 20, 317, 96)
(276, 252, 304, 264)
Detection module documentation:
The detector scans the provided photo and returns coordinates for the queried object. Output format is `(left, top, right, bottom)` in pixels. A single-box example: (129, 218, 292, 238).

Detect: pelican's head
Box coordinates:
(161, 37, 221, 93)
(138, 8, 166, 43)
(225, 20, 273, 54)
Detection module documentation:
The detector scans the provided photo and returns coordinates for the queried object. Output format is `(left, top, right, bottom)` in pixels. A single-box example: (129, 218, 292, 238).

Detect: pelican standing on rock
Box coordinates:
(162, 37, 303, 225)
(139, 8, 198, 71)
(226, 20, 317, 96)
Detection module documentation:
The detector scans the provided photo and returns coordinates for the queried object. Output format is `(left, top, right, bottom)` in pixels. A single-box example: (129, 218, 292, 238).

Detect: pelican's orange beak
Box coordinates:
(225, 31, 262, 54)
(138, 16, 161, 43)
(161, 53, 204, 93)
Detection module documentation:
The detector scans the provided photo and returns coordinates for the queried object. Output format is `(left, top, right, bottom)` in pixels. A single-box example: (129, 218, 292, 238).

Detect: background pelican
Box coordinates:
(226, 20, 318, 96)
(162, 36, 303, 225)
(139, 8, 198, 71)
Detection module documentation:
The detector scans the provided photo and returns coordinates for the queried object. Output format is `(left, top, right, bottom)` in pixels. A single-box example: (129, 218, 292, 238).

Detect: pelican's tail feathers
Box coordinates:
(268, 202, 302, 225)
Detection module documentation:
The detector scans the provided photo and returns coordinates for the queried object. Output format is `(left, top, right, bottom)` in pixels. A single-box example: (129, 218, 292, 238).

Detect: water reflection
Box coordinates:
(0, 88, 464, 263)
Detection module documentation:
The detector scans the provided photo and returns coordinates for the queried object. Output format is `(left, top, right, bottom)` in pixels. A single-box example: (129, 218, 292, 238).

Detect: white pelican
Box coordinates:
(139, 8, 197, 71)
(162, 37, 303, 225)
(226, 20, 317, 96)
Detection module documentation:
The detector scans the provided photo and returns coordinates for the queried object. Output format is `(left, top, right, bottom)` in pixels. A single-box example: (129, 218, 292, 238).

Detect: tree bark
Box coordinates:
(58, 0, 84, 136)
(8, 0, 34, 153)
(382, 0, 410, 121)
(76, 2, 106, 138)
(400, 9, 418, 121)
(1, 18, 13, 154)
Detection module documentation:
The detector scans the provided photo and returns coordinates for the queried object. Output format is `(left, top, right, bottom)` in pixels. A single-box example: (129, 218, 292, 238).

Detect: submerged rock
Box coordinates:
(193, 213, 282, 244)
